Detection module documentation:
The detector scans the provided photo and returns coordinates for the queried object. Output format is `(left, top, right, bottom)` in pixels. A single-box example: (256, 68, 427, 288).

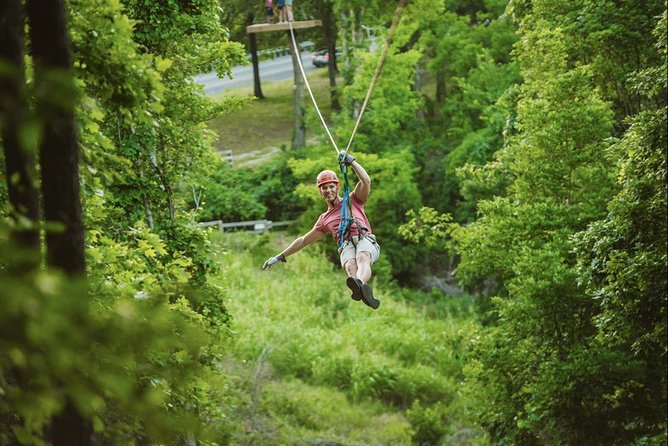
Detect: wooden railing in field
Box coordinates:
(197, 219, 296, 234)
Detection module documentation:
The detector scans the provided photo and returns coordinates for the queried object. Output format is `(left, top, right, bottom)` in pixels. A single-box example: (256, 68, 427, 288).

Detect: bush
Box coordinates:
(198, 164, 267, 223)
(0, 244, 229, 443)
(407, 400, 448, 446)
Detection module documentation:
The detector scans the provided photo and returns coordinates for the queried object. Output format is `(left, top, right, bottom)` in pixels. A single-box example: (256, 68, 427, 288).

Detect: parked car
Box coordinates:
(311, 49, 341, 67)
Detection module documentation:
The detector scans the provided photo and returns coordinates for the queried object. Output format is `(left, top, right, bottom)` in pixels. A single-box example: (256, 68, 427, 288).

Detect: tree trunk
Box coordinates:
(339, 11, 353, 85)
(287, 29, 305, 149)
(398, 30, 425, 121)
(321, 1, 340, 111)
(414, 61, 425, 120)
(435, 68, 446, 119)
(151, 141, 175, 223)
(0, 0, 41, 262)
(28, 0, 85, 276)
(247, 13, 264, 99)
(26, 0, 91, 443)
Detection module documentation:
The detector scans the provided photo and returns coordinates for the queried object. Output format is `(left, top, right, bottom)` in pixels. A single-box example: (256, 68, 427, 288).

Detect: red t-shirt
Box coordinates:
(314, 192, 372, 244)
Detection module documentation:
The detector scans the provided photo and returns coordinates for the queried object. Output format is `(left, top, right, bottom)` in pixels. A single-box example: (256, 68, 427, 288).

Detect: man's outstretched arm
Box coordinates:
(262, 227, 326, 270)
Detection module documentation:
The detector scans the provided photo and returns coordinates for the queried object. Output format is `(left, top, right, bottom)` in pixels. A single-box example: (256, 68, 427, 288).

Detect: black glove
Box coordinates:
(262, 253, 286, 270)
(337, 150, 356, 166)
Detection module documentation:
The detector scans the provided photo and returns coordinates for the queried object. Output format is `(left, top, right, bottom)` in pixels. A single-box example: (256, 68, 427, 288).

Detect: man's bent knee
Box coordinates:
(344, 259, 358, 276)
(357, 251, 372, 264)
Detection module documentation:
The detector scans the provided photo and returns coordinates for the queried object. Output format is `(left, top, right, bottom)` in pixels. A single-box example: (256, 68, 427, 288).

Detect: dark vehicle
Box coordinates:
(311, 49, 341, 67)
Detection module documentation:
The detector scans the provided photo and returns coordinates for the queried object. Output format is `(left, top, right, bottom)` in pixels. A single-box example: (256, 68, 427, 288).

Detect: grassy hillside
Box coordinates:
(209, 231, 486, 445)
(207, 69, 336, 167)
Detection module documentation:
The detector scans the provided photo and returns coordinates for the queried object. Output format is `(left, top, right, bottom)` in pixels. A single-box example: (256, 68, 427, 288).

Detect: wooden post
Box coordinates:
(246, 20, 322, 34)
(246, 20, 321, 150)
(287, 28, 305, 149)
(246, 12, 264, 99)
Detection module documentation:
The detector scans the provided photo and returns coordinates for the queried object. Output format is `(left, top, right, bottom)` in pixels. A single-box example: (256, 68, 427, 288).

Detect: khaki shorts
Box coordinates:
(339, 234, 380, 267)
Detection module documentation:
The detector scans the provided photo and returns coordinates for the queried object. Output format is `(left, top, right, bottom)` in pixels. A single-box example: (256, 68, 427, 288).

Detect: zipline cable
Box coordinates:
(343, 0, 407, 155)
(288, 19, 340, 153)
(287, 0, 408, 156)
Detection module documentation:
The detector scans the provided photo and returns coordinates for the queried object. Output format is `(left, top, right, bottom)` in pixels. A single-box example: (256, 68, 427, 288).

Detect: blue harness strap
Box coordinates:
(337, 162, 354, 248)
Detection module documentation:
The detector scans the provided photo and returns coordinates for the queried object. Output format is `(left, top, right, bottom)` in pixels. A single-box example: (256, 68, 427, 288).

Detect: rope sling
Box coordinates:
(336, 162, 356, 248)
(287, 1, 408, 247)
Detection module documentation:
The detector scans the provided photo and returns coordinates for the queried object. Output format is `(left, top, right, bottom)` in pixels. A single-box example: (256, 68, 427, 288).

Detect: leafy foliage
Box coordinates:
(571, 11, 668, 442)
(197, 153, 308, 224)
(397, 1, 666, 444)
(1, 0, 246, 442)
(0, 227, 232, 444)
(197, 164, 268, 223)
(409, 0, 520, 219)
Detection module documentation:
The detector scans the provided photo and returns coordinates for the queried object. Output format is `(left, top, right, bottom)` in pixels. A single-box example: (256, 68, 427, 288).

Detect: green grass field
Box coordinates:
(207, 68, 337, 166)
(209, 232, 485, 445)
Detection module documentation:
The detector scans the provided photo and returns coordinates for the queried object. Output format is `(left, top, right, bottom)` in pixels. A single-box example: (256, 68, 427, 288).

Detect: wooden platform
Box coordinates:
(246, 20, 322, 33)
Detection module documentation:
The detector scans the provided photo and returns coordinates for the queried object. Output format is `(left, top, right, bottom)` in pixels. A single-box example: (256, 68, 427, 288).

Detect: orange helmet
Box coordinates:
(316, 170, 339, 188)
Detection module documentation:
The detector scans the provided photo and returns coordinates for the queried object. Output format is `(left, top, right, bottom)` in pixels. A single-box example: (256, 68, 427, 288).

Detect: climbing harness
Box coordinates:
(336, 162, 354, 248)
(288, 1, 407, 247)
(336, 162, 370, 249)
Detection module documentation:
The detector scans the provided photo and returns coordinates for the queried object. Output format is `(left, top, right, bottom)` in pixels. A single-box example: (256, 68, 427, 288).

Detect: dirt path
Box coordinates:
(225, 137, 322, 168)
(232, 146, 283, 168)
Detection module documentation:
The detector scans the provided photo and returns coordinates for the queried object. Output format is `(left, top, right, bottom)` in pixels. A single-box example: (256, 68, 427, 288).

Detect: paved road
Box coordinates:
(195, 51, 319, 96)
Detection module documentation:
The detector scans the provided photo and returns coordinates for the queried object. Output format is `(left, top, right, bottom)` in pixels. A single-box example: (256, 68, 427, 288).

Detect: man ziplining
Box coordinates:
(260, 0, 408, 310)
(262, 151, 381, 309)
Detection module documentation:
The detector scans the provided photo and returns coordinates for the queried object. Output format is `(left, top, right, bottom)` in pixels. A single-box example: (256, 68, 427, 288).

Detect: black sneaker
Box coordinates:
(346, 276, 363, 301)
(360, 283, 380, 310)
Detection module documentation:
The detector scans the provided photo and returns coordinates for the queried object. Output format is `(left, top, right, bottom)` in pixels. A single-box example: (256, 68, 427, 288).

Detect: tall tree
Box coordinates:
(1, 0, 240, 443)
(26, 0, 90, 443)
(410, 0, 519, 219)
(27, 0, 85, 276)
(450, 1, 666, 443)
(316, 0, 341, 110)
(574, 10, 667, 442)
(116, 0, 246, 227)
(0, 0, 40, 263)
(247, 12, 264, 99)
